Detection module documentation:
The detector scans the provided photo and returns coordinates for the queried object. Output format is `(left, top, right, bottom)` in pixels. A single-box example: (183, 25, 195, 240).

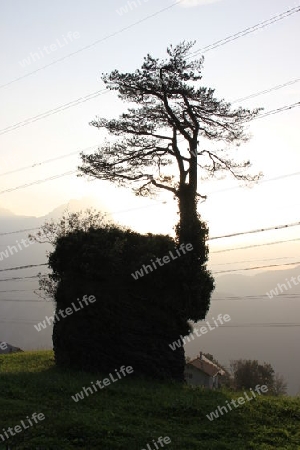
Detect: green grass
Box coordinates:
(0, 351, 300, 449)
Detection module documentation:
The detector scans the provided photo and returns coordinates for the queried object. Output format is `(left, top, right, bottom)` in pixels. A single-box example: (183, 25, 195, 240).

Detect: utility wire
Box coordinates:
(210, 237, 300, 254)
(0, 320, 42, 324)
(254, 101, 300, 119)
(0, 71, 297, 178)
(0, 203, 167, 237)
(0, 289, 36, 293)
(0, 170, 76, 195)
(0, 0, 182, 90)
(2, 293, 298, 301)
(204, 323, 300, 328)
(0, 79, 298, 138)
(212, 294, 300, 301)
(232, 77, 300, 104)
(0, 146, 97, 177)
(0, 5, 298, 135)
(188, 5, 300, 57)
(0, 276, 39, 282)
(0, 222, 300, 281)
(0, 227, 40, 237)
(3, 2, 295, 92)
(1, 319, 299, 327)
(0, 90, 108, 136)
(208, 221, 300, 241)
(0, 98, 297, 196)
(0, 299, 45, 302)
(210, 256, 295, 266)
(0, 263, 47, 273)
(213, 261, 300, 274)
(208, 170, 300, 195)
(1, 219, 300, 246)
(1, 256, 296, 275)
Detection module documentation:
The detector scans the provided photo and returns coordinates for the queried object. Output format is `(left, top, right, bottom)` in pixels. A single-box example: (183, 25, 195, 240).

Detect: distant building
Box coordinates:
(0, 341, 23, 354)
(184, 352, 225, 389)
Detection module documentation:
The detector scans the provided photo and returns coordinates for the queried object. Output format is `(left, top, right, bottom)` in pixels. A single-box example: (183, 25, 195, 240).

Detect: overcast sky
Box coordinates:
(0, 0, 300, 270)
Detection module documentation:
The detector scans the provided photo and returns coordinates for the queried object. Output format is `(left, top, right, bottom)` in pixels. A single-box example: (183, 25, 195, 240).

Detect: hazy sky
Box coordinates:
(1, 0, 300, 395)
(1, 0, 300, 271)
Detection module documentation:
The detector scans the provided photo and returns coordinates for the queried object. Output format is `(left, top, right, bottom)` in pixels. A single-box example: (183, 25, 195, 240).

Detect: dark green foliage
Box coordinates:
(1, 351, 299, 449)
(50, 224, 213, 380)
(231, 359, 275, 391)
(231, 359, 287, 395)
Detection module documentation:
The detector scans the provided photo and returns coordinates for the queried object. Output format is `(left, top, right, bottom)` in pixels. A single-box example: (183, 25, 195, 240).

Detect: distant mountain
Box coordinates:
(214, 266, 300, 296)
(41, 197, 110, 220)
(0, 207, 15, 216)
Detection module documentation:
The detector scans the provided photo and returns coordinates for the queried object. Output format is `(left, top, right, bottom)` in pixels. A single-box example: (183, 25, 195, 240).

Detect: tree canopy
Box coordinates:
(230, 359, 287, 395)
(78, 40, 262, 249)
(79, 41, 261, 198)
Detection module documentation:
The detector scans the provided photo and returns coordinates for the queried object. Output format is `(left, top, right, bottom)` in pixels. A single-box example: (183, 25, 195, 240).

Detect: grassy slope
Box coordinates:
(0, 351, 300, 450)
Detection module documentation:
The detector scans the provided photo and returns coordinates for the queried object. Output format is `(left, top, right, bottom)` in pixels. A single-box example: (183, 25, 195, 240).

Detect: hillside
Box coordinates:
(0, 351, 299, 449)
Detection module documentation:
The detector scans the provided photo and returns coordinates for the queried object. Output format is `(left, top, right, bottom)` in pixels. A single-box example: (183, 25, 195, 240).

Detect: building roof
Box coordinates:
(186, 355, 225, 378)
(0, 341, 23, 354)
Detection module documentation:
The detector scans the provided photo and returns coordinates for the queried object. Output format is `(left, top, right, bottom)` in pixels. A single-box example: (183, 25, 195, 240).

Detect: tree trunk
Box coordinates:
(176, 183, 209, 264)
(177, 184, 198, 245)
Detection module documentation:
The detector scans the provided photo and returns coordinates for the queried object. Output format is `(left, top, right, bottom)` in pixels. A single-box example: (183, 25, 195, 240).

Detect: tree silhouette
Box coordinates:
(78, 41, 261, 249)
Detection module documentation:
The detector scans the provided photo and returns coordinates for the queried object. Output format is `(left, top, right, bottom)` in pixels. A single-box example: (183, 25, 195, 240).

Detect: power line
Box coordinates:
(0, 227, 40, 237)
(1, 101, 298, 183)
(0, 202, 167, 238)
(208, 221, 300, 241)
(210, 237, 300, 253)
(0, 99, 297, 197)
(0, 299, 45, 302)
(231, 77, 300, 104)
(0, 90, 108, 136)
(210, 256, 295, 266)
(0, 320, 41, 324)
(254, 101, 300, 119)
(0, 145, 97, 177)
(188, 5, 300, 57)
(212, 294, 300, 301)
(0, 263, 47, 273)
(0, 170, 76, 195)
(0, 276, 39, 282)
(208, 170, 300, 195)
(0, 5, 298, 137)
(1, 321, 299, 327)
(1, 218, 300, 249)
(0, 0, 181, 90)
(0, 289, 36, 293)
(1, 238, 299, 277)
(203, 323, 300, 328)
(0, 76, 298, 139)
(213, 261, 300, 275)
